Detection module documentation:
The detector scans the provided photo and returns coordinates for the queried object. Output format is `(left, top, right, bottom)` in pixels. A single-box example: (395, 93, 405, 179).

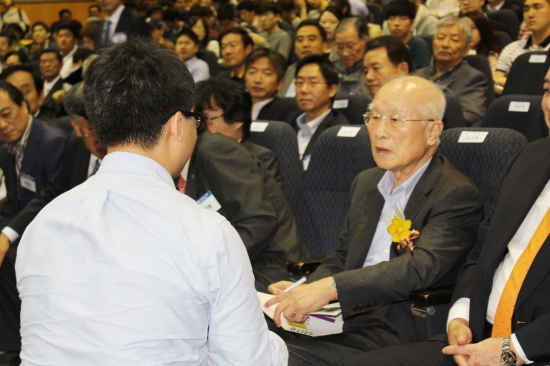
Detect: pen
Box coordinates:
(284, 277, 307, 292)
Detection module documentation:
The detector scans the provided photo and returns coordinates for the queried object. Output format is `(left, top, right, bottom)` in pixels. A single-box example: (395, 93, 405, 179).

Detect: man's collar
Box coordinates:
(45, 75, 61, 89)
(524, 34, 550, 49)
(432, 60, 465, 81)
(107, 5, 125, 25)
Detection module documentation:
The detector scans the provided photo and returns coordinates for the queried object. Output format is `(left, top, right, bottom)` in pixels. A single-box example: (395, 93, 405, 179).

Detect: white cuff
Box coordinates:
(2, 226, 20, 244)
(446, 298, 470, 332)
(511, 333, 533, 364)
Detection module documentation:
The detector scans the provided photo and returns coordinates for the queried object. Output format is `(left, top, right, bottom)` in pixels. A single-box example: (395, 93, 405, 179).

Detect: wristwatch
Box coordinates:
(500, 336, 517, 366)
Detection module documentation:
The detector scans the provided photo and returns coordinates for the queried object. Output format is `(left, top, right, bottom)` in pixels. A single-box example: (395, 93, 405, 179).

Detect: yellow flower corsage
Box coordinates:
(387, 201, 420, 253)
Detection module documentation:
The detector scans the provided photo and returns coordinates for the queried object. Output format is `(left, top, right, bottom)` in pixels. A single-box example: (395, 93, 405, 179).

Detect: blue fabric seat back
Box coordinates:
(502, 51, 549, 96)
(332, 94, 371, 125)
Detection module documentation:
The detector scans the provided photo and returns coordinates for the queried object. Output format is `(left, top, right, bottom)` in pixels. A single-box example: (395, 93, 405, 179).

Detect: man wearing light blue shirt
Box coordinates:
(16, 39, 287, 366)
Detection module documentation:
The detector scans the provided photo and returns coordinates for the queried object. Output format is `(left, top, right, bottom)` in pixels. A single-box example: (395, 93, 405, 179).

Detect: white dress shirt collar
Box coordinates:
(107, 5, 125, 28)
(252, 98, 274, 121)
(44, 75, 61, 97)
(296, 108, 331, 138)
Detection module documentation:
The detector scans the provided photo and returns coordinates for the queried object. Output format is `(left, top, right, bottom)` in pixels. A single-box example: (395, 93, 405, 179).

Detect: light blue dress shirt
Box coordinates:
(363, 158, 432, 267)
(16, 151, 287, 366)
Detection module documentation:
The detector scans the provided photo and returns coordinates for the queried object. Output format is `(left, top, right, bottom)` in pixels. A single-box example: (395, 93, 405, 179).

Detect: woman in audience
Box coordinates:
(319, 6, 344, 54)
(175, 29, 210, 82)
(190, 17, 220, 57)
(1, 0, 30, 33)
(148, 18, 175, 50)
(464, 12, 502, 73)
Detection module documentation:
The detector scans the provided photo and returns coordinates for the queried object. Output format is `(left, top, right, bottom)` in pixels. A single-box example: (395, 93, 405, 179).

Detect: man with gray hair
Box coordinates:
(266, 75, 484, 366)
(415, 16, 488, 126)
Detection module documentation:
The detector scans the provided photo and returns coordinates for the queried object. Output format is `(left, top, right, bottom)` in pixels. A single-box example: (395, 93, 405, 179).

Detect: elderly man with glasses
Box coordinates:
(266, 75, 484, 366)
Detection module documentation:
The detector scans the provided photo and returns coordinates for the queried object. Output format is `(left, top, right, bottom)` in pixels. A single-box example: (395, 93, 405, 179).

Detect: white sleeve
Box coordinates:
(446, 297, 470, 332)
(2, 226, 20, 243)
(511, 334, 533, 364)
(207, 220, 288, 366)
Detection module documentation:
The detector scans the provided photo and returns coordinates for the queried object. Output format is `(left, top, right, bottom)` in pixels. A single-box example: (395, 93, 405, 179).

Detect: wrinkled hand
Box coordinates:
(265, 277, 337, 327)
(52, 90, 65, 105)
(268, 280, 295, 295)
(0, 233, 11, 267)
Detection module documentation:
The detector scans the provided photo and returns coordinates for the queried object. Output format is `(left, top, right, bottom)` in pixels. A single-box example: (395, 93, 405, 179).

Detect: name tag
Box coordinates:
(20, 173, 36, 193)
(508, 101, 530, 112)
(337, 126, 361, 137)
(458, 131, 488, 143)
(250, 122, 269, 132)
(333, 99, 349, 109)
(529, 54, 547, 63)
(112, 32, 127, 44)
(196, 190, 221, 212)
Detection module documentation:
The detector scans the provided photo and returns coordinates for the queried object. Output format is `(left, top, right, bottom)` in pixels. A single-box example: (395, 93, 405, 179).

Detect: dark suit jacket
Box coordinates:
(8, 132, 90, 238)
(216, 70, 245, 85)
(256, 97, 300, 123)
(415, 61, 488, 127)
(285, 109, 350, 160)
(93, 7, 149, 50)
(186, 132, 308, 290)
(241, 139, 281, 183)
(452, 138, 550, 362)
(39, 77, 65, 120)
(0, 118, 67, 223)
(307, 155, 484, 344)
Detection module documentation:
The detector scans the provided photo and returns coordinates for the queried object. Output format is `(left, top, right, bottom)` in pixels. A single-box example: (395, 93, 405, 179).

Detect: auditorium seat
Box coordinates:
(481, 94, 548, 142)
(486, 9, 519, 40)
(465, 54, 494, 106)
(332, 94, 371, 125)
(249, 121, 303, 210)
(196, 49, 220, 77)
(493, 30, 512, 49)
(502, 51, 549, 96)
(442, 97, 467, 129)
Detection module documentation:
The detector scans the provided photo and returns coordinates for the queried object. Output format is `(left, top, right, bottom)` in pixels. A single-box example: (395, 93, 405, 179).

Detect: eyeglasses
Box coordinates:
(204, 113, 225, 123)
(182, 111, 205, 128)
(363, 112, 433, 129)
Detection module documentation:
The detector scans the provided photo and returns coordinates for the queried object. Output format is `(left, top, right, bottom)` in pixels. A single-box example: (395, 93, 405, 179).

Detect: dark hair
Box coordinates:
(335, 17, 369, 39)
(73, 48, 94, 63)
(386, 0, 416, 20)
(320, 6, 344, 23)
(84, 39, 196, 150)
(32, 21, 50, 33)
(146, 4, 163, 17)
(6, 23, 23, 39)
(237, 1, 257, 12)
(64, 82, 86, 118)
(0, 31, 16, 46)
(217, 4, 236, 22)
(245, 48, 287, 81)
(81, 23, 97, 39)
(162, 7, 180, 21)
(176, 28, 200, 45)
(147, 18, 164, 30)
(278, 0, 295, 12)
(0, 80, 25, 106)
(196, 78, 252, 139)
(0, 65, 43, 95)
(295, 54, 339, 86)
(88, 4, 101, 13)
(59, 8, 71, 18)
(39, 49, 63, 63)
(365, 35, 414, 72)
(464, 12, 502, 56)
(218, 27, 253, 49)
(5, 49, 30, 65)
(190, 17, 211, 48)
(296, 19, 327, 42)
(256, 3, 281, 15)
(329, 0, 351, 17)
(57, 23, 79, 39)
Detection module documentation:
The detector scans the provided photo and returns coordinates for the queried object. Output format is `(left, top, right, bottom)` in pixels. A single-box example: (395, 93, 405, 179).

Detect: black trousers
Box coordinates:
(0, 251, 21, 352)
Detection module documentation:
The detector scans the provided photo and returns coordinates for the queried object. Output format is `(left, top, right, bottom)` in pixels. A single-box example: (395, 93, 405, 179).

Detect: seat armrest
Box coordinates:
(409, 286, 455, 307)
(287, 260, 322, 277)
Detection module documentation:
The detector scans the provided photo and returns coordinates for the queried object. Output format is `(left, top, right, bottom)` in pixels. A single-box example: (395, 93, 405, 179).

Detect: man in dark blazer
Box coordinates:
(266, 76, 484, 366)
(245, 48, 300, 122)
(415, 16, 488, 126)
(38, 49, 67, 119)
(0, 81, 67, 357)
(93, 0, 149, 50)
(342, 64, 550, 366)
(284, 55, 349, 170)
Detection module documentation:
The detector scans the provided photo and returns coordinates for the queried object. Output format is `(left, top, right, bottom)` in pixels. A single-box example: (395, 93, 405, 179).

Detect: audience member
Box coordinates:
(237, 0, 259, 32)
(162, 7, 185, 39)
(0, 32, 18, 72)
(342, 62, 550, 366)
(190, 78, 308, 291)
(257, 3, 293, 60)
(218, 27, 253, 85)
(386, 0, 432, 70)
(0, 80, 66, 358)
(279, 20, 327, 97)
(217, 3, 238, 32)
(15, 38, 288, 365)
(63, 48, 95, 85)
(304, 0, 329, 20)
(267, 75, 484, 366)
(145, 3, 163, 20)
(416, 16, 488, 126)
(4, 49, 28, 67)
(1, 0, 30, 33)
(383, 0, 439, 36)
(245, 48, 300, 121)
(464, 11, 502, 73)
(494, 0, 550, 87)
(319, 6, 344, 54)
(28, 22, 57, 62)
(190, 17, 219, 57)
(87, 4, 101, 24)
(50, 8, 83, 35)
(280, 0, 302, 30)
(6, 24, 24, 45)
(484, 0, 522, 22)
(363, 35, 413, 96)
(80, 23, 97, 51)
(148, 17, 175, 50)
(285, 55, 349, 170)
(427, 0, 460, 18)
(38, 49, 67, 118)
(175, 28, 210, 82)
(57, 24, 80, 79)
(334, 17, 370, 96)
(92, 0, 149, 49)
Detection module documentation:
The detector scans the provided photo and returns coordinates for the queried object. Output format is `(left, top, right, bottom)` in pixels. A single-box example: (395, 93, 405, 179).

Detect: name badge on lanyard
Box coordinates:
(196, 190, 221, 212)
(20, 173, 36, 193)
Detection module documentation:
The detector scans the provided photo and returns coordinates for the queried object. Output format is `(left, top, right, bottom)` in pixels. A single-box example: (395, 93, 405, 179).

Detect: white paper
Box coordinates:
(333, 99, 349, 109)
(508, 101, 530, 112)
(337, 126, 361, 138)
(20, 174, 36, 193)
(529, 54, 547, 63)
(250, 121, 269, 132)
(458, 131, 489, 144)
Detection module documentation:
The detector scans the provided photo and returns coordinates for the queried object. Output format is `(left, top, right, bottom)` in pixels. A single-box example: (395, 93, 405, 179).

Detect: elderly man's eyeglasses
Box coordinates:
(363, 112, 434, 129)
(182, 111, 205, 128)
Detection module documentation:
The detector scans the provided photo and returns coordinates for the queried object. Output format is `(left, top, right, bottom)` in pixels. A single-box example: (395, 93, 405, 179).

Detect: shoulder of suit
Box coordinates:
(329, 109, 351, 125)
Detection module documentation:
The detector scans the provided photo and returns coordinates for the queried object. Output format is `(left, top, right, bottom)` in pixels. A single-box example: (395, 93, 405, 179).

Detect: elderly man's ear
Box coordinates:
(427, 121, 444, 146)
